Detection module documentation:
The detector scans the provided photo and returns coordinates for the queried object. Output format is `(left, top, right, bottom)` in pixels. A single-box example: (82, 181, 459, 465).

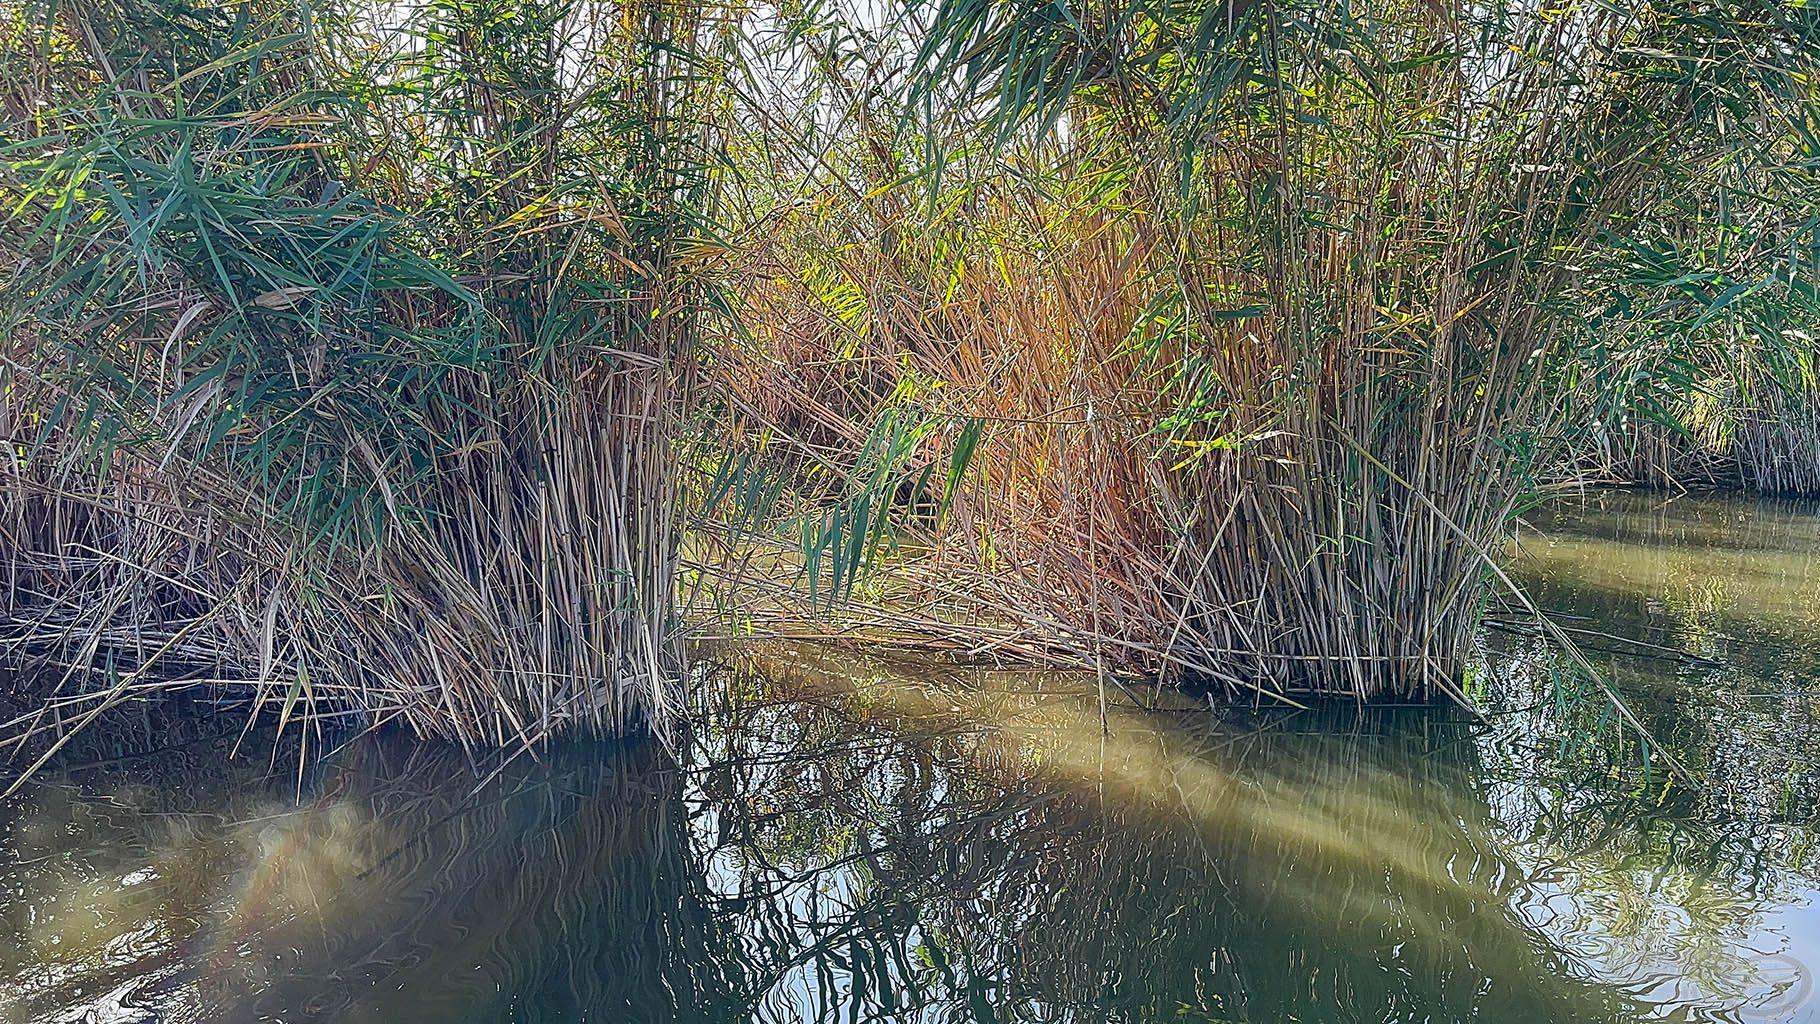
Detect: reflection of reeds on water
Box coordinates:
(694, 647, 1664, 1023)
(4, 644, 1813, 1022)
(1512, 498, 1817, 758)
(1494, 494, 1820, 946)
(231, 738, 729, 1024)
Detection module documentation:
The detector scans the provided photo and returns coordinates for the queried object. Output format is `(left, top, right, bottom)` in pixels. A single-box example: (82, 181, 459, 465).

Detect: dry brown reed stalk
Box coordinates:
(0, 0, 723, 760)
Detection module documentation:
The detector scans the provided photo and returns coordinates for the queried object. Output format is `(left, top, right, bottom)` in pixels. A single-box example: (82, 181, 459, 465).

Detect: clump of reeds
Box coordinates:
(1737, 380, 1820, 496)
(1560, 367, 1820, 498)
(0, 0, 726, 751)
(1570, 419, 1738, 492)
(700, 0, 1820, 702)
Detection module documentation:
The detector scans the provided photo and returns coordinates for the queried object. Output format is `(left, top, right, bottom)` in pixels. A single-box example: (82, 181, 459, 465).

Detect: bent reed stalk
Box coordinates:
(0, 0, 728, 748)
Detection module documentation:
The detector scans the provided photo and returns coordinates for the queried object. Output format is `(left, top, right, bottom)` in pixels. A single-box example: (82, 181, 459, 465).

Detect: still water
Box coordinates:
(2, 490, 1818, 1023)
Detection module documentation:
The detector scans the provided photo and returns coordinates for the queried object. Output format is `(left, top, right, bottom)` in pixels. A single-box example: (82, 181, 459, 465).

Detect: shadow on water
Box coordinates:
(5, 491, 1820, 1022)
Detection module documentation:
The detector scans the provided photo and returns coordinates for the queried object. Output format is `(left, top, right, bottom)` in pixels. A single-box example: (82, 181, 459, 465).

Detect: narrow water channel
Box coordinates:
(1, 490, 1816, 1023)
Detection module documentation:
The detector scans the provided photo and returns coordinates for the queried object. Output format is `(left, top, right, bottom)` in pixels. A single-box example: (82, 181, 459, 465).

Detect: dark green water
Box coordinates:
(2, 490, 1818, 1023)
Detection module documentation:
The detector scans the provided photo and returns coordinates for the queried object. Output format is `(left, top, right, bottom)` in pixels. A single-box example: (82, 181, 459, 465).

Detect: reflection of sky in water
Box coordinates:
(1496, 489, 1820, 1023)
(3, 491, 1820, 1022)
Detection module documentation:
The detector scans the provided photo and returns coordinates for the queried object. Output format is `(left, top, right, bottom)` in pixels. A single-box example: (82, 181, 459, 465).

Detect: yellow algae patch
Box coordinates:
(228, 799, 385, 926)
(4, 779, 397, 1023)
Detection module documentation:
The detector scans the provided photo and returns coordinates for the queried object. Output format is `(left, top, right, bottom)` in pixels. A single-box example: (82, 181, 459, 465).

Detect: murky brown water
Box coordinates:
(2, 489, 1817, 1022)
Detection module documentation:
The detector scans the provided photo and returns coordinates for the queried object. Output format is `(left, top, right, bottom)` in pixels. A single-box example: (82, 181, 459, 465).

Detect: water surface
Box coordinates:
(2, 490, 1818, 1023)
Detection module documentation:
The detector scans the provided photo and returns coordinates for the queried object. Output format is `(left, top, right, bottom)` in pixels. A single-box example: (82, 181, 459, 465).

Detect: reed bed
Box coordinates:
(0, 0, 724, 749)
(1736, 384, 1820, 496)
(1553, 380, 1820, 497)
(1, 0, 1815, 764)
(700, 0, 1820, 704)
